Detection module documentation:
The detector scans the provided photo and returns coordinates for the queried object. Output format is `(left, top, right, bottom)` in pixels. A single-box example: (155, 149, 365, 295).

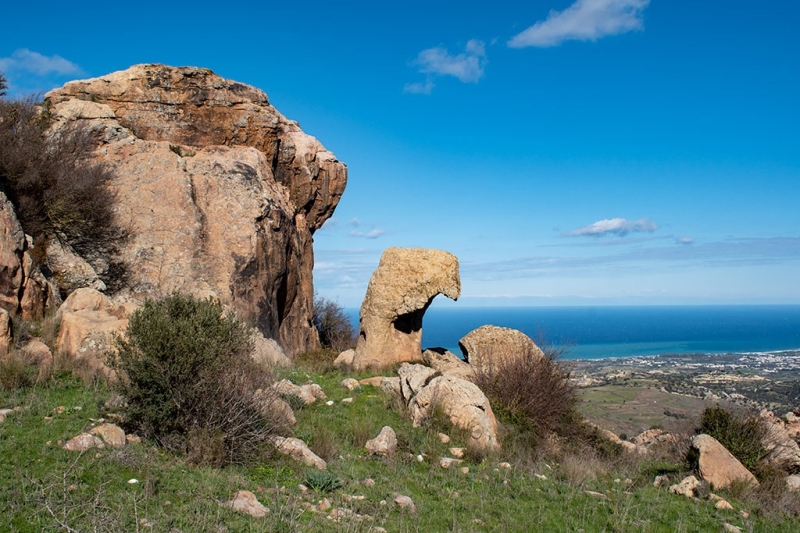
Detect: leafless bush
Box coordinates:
(313, 294, 356, 352)
(0, 96, 128, 291)
(473, 341, 579, 444)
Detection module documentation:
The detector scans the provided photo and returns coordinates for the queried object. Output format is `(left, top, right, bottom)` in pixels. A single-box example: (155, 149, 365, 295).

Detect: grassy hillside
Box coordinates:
(2, 363, 798, 532)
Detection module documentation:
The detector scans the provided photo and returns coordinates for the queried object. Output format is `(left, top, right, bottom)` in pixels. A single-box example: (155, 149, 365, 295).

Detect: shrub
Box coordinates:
(303, 471, 342, 493)
(473, 341, 579, 446)
(0, 96, 127, 291)
(108, 293, 286, 465)
(0, 72, 7, 97)
(312, 294, 355, 352)
(697, 405, 767, 474)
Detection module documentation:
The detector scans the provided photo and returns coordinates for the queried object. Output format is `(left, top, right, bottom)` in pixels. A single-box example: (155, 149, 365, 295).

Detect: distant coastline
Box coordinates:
(345, 305, 800, 360)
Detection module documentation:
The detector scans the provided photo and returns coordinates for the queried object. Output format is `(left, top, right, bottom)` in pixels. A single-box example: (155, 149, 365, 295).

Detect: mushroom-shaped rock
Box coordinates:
(352, 248, 460, 370)
(365, 426, 397, 457)
(459, 325, 543, 371)
(692, 434, 758, 489)
(409, 375, 500, 453)
(271, 436, 327, 470)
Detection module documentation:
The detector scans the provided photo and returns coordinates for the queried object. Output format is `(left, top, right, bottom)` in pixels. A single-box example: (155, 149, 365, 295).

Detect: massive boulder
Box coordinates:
(459, 325, 543, 371)
(352, 247, 460, 370)
(44, 64, 347, 355)
(409, 374, 500, 454)
(691, 434, 758, 489)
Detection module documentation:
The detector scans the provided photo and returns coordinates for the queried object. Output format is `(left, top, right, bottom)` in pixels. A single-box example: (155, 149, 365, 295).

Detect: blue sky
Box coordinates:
(3, 1, 799, 308)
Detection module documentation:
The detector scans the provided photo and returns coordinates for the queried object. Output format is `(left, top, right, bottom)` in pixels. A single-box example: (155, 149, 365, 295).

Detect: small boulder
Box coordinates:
(340, 378, 360, 391)
(0, 309, 11, 359)
(90, 423, 126, 447)
(439, 457, 463, 469)
(786, 474, 800, 492)
(273, 379, 317, 405)
(669, 475, 701, 498)
(0, 408, 13, 423)
(20, 339, 54, 381)
(223, 490, 269, 518)
(333, 349, 355, 368)
(393, 494, 416, 513)
(63, 433, 105, 452)
(251, 331, 291, 368)
(692, 434, 758, 489)
(365, 426, 397, 457)
(271, 436, 326, 470)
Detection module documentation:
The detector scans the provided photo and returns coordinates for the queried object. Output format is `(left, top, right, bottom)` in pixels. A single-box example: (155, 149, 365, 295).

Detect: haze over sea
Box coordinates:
(346, 306, 800, 360)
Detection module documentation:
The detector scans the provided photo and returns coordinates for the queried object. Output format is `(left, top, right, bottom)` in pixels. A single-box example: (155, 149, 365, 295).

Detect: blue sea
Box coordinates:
(345, 306, 800, 360)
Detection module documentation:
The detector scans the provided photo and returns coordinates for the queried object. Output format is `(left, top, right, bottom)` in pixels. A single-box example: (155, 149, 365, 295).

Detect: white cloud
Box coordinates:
(0, 49, 81, 76)
(676, 236, 694, 245)
(349, 228, 385, 239)
(565, 217, 658, 237)
(508, 0, 650, 48)
(406, 39, 487, 93)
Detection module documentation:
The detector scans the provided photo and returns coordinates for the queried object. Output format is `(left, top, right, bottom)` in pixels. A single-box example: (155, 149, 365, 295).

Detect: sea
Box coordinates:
(344, 305, 800, 360)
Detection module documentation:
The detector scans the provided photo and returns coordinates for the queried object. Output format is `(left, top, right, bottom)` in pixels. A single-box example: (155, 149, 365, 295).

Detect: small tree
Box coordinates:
(0, 72, 7, 97)
(109, 293, 286, 465)
(313, 294, 356, 352)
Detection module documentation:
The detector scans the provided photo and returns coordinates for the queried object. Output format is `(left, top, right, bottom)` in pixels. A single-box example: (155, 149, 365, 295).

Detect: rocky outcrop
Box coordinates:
(45, 64, 347, 355)
(421, 348, 474, 381)
(0, 192, 59, 321)
(458, 325, 543, 371)
(398, 363, 439, 404)
(352, 248, 460, 370)
(692, 434, 758, 489)
(760, 410, 800, 471)
(409, 374, 500, 453)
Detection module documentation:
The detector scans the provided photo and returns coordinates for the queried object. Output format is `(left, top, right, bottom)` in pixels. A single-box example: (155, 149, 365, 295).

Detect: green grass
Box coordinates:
(2, 371, 800, 532)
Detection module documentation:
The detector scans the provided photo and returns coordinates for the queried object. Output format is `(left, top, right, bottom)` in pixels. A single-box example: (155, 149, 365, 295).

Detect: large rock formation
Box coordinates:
(352, 247, 460, 370)
(459, 325, 543, 371)
(44, 64, 347, 355)
(692, 434, 758, 489)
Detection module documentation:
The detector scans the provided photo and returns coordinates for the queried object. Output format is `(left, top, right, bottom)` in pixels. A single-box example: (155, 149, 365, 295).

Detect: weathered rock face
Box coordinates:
(421, 348, 474, 381)
(45, 64, 347, 355)
(459, 325, 543, 370)
(409, 374, 500, 454)
(0, 191, 59, 321)
(352, 248, 460, 370)
(692, 434, 758, 489)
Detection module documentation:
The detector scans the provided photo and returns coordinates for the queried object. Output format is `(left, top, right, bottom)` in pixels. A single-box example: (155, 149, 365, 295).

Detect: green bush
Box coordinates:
(312, 294, 355, 352)
(303, 471, 342, 493)
(109, 293, 286, 465)
(698, 405, 767, 473)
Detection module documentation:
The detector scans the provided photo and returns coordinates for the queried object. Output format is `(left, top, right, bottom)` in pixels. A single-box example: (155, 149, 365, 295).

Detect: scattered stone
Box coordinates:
(716, 499, 734, 510)
(692, 434, 758, 489)
(722, 524, 742, 533)
(126, 434, 142, 444)
(365, 426, 397, 457)
(352, 247, 461, 370)
(254, 389, 296, 426)
(328, 508, 373, 522)
(740, 510, 750, 519)
(63, 433, 105, 452)
(498, 462, 512, 470)
(298, 484, 309, 494)
(439, 457, 463, 469)
(669, 476, 701, 498)
(785, 474, 800, 492)
(438, 433, 451, 444)
(363, 478, 376, 487)
(653, 475, 670, 487)
(90, 423, 126, 448)
(358, 376, 387, 387)
(222, 490, 269, 518)
(584, 491, 607, 500)
(416, 454, 425, 463)
(341, 397, 354, 404)
(273, 380, 317, 405)
(461, 467, 470, 474)
(326, 400, 334, 406)
(534, 474, 547, 480)
(340, 378, 360, 391)
(270, 437, 326, 470)
(458, 325, 543, 370)
(393, 494, 416, 513)
(0, 408, 13, 423)
(449, 447, 465, 459)
(318, 498, 332, 512)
